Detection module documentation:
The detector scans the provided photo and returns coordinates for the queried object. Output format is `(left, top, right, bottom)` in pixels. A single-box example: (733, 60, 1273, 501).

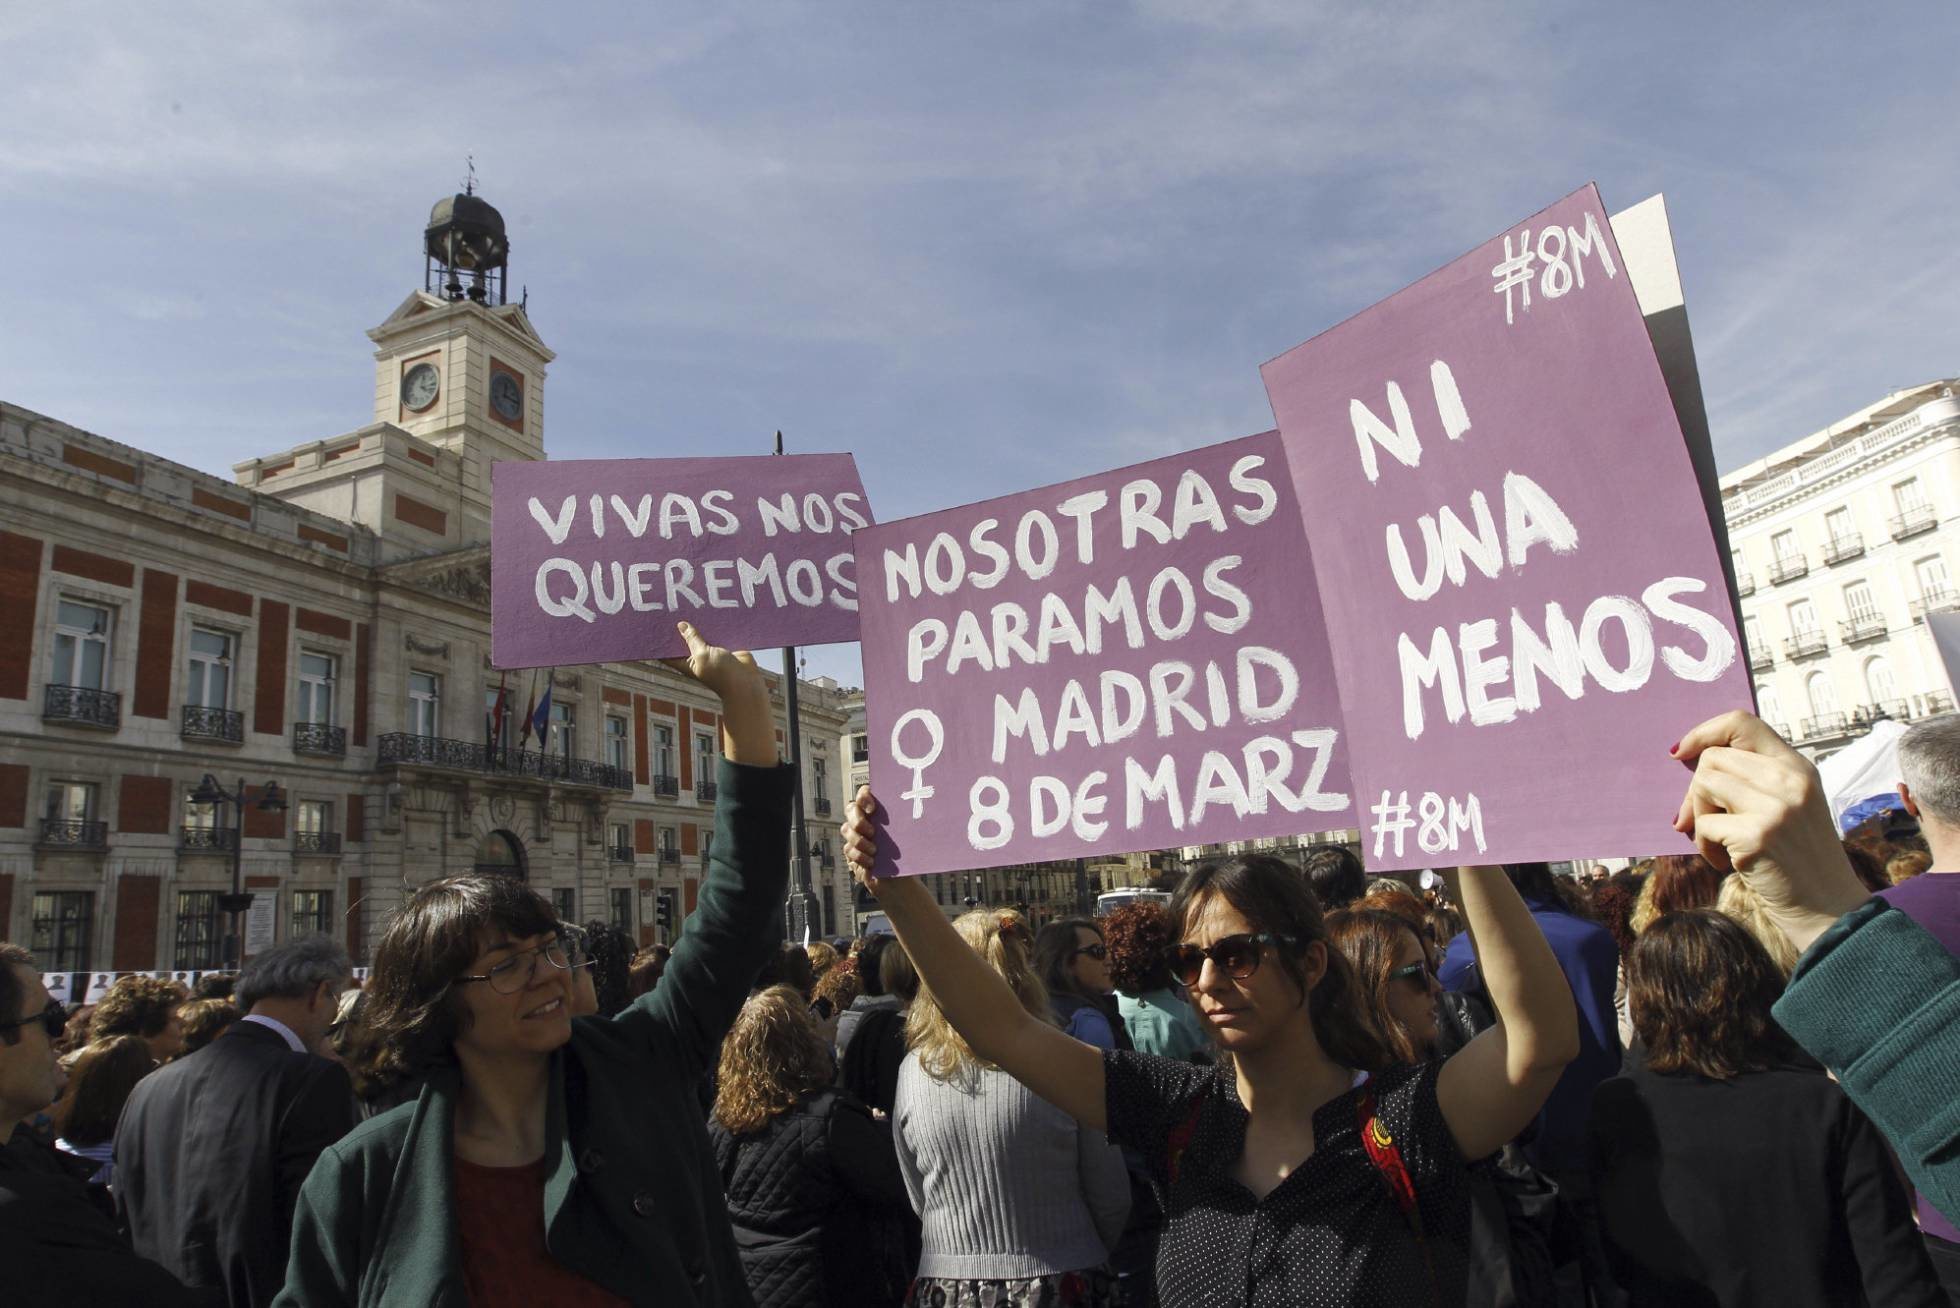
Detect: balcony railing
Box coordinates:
(1735, 571, 1755, 597)
(1927, 692, 1956, 715)
(1839, 615, 1887, 644)
(1798, 712, 1850, 741)
(1864, 699, 1911, 723)
(1768, 555, 1809, 585)
(1911, 591, 1960, 623)
(43, 684, 120, 729)
(652, 773, 680, 799)
(813, 796, 833, 818)
(608, 845, 634, 864)
(375, 733, 634, 791)
(39, 818, 107, 849)
(1821, 533, 1865, 565)
(1765, 721, 1792, 742)
(696, 779, 718, 803)
(1746, 643, 1774, 672)
(1890, 504, 1937, 540)
(181, 704, 244, 743)
(1784, 630, 1829, 660)
(178, 825, 237, 852)
(293, 722, 347, 758)
(658, 847, 680, 866)
(294, 831, 342, 855)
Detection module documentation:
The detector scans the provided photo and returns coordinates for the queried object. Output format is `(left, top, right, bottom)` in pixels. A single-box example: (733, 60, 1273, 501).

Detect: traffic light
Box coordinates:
(656, 892, 674, 933)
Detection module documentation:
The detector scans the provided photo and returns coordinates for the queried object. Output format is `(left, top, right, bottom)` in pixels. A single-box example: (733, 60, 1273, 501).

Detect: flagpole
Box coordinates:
(776, 429, 817, 943)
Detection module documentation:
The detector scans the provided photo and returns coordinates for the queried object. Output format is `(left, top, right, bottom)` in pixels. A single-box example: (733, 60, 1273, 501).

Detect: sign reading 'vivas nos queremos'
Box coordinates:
(1260, 183, 1751, 869)
(491, 455, 873, 668)
(856, 431, 1353, 878)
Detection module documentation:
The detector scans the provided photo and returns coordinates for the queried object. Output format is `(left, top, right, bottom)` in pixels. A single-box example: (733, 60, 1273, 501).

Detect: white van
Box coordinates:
(1094, 889, 1172, 917)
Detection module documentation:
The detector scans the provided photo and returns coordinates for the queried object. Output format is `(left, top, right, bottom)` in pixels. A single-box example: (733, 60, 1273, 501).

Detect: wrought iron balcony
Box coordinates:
(658, 847, 680, 866)
(375, 733, 633, 791)
(181, 704, 244, 743)
(1890, 504, 1937, 540)
(1735, 571, 1755, 597)
(1927, 692, 1956, 715)
(43, 684, 120, 729)
(1864, 699, 1911, 723)
(813, 796, 833, 818)
(1839, 615, 1887, 644)
(696, 779, 718, 803)
(816, 850, 836, 871)
(294, 830, 341, 855)
(1765, 721, 1792, 742)
(178, 825, 237, 852)
(652, 773, 680, 799)
(1798, 712, 1849, 741)
(1911, 591, 1960, 623)
(294, 722, 347, 757)
(1768, 555, 1809, 585)
(39, 818, 106, 849)
(1784, 630, 1829, 660)
(1746, 642, 1774, 672)
(1821, 533, 1865, 566)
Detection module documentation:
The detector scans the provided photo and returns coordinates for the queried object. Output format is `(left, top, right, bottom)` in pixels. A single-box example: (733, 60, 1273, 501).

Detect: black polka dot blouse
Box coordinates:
(1103, 1050, 1471, 1307)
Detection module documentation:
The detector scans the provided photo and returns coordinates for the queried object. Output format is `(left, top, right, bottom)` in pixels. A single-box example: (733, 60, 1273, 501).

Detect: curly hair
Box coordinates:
(812, 958, 862, 1015)
(60, 1035, 157, 1146)
(804, 941, 839, 978)
(91, 975, 187, 1043)
(908, 909, 1052, 1084)
(578, 920, 635, 1017)
(1591, 876, 1643, 958)
(1326, 909, 1432, 1066)
(1628, 909, 1797, 1078)
(176, 999, 239, 1055)
(712, 985, 835, 1134)
(1103, 903, 1177, 995)
(1630, 855, 1726, 935)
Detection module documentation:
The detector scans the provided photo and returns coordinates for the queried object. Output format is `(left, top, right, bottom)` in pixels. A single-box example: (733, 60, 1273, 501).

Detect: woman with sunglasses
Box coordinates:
(1033, 918, 1131, 1052)
(1325, 909, 1443, 1066)
(844, 790, 1578, 1307)
(277, 623, 791, 1308)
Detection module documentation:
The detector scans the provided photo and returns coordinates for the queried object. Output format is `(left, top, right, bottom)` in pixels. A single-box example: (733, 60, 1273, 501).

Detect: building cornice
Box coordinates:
(1722, 401, 1958, 528)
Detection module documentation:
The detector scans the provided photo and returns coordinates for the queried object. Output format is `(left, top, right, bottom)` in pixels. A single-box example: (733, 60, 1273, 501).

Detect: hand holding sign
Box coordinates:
(659, 620, 777, 767)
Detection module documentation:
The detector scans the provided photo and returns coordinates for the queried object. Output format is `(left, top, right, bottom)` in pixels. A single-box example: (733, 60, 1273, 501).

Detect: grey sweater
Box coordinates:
(893, 1052, 1130, 1280)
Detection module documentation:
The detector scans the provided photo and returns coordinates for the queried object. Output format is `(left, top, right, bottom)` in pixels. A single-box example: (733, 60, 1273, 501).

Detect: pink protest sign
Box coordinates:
(1260, 184, 1749, 869)
(857, 430, 1352, 878)
(491, 455, 871, 668)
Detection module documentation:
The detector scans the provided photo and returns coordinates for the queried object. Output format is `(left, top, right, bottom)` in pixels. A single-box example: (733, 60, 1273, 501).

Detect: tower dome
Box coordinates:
(424, 190, 509, 304)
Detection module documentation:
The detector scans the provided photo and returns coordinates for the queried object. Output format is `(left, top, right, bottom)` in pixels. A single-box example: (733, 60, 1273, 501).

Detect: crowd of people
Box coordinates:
(1, 621, 1956, 1306)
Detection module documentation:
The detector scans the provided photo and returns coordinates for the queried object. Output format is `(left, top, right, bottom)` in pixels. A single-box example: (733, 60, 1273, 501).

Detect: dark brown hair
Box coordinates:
(628, 945, 669, 1000)
(877, 938, 919, 1004)
(1033, 918, 1104, 1001)
(1840, 842, 1891, 894)
(177, 999, 239, 1055)
(1326, 909, 1433, 1066)
(1172, 855, 1388, 1072)
(1646, 855, 1726, 919)
(90, 975, 187, 1042)
(0, 943, 33, 1044)
(1627, 909, 1797, 1079)
(61, 1035, 156, 1145)
(1103, 902, 1178, 995)
(349, 874, 559, 1091)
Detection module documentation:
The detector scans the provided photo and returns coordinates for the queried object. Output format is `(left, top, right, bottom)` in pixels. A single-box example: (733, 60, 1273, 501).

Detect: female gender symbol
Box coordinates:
(889, 709, 945, 819)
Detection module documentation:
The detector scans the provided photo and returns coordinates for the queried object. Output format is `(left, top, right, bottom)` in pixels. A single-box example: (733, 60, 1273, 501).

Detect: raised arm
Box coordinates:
(843, 789, 1108, 1129)
(1434, 865, 1579, 1160)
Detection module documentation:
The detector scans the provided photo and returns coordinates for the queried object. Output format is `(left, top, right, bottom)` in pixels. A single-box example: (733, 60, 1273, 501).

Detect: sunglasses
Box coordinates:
(0, 999, 66, 1042)
(1167, 933, 1298, 988)
(1071, 944, 1107, 962)
(1388, 961, 1436, 986)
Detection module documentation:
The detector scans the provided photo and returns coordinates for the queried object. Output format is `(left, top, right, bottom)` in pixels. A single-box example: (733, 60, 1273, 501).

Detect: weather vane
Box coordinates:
(464, 154, 477, 196)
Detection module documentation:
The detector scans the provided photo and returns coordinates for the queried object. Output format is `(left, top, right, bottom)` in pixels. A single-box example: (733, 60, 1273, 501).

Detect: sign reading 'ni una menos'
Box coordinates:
(1260, 183, 1750, 869)
(492, 455, 873, 667)
(857, 430, 1352, 878)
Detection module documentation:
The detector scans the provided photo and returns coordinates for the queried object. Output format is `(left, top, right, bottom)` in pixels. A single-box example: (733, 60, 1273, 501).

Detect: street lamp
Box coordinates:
(191, 773, 286, 969)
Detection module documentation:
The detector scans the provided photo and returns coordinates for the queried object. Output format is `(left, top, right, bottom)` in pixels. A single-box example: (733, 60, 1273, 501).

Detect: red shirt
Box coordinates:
(452, 1155, 629, 1308)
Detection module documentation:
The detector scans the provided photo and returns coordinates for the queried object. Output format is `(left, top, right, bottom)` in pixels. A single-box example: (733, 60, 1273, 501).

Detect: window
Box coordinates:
(289, 890, 333, 940)
(1806, 672, 1838, 718)
(1770, 529, 1800, 563)
(608, 820, 630, 855)
(1755, 684, 1781, 725)
(1916, 556, 1952, 601)
(654, 725, 675, 777)
(1786, 599, 1819, 637)
(548, 701, 576, 761)
(1865, 657, 1899, 706)
(605, 715, 629, 771)
(187, 628, 233, 708)
(851, 733, 868, 764)
(409, 671, 440, 738)
(609, 888, 634, 933)
(695, 731, 716, 782)
(702, 830, 715, 867)
(1824, 507, 1855, 546)
(821, 884, 835, 935)
(31, 891, 93, 973)
(174, 891, 223, 969)
(1895, 478, 1928, 512)
(813, 755, 828, 802)
(659, 826, 678, 860)
(51, 599, 112, 689)
(1844, 582, 1879, 623)
(45, 780, 96, 823)
(552, 888, 577, 923)
(296, 800, 331, 837)
(298, 652, 336, 725)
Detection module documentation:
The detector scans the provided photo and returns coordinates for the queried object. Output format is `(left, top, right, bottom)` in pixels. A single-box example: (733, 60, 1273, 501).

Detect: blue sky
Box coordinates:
(4, 3, 1956, 686)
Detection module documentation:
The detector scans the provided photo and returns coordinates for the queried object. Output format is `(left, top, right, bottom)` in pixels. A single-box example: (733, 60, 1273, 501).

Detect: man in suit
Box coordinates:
(117, 934, 356, 1308)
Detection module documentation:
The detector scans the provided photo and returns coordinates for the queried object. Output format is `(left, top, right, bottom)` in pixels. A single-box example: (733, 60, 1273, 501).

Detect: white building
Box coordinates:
(1723, 380, 1960, 759)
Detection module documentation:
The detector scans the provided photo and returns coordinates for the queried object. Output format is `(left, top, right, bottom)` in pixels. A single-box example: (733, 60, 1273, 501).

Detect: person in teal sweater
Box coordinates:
(1101, 903, 1208, 1062)
(275, 622, 790, 1308)
(1672, 709, 1960, 1230)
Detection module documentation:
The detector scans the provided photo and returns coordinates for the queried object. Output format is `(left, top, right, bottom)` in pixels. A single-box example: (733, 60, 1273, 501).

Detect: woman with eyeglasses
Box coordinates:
(844, 789, 1578, 1308)
(1033, 918, 1131, 1052)
(277, 623, 792, 1308)
(1325, 909, 1443, 1067)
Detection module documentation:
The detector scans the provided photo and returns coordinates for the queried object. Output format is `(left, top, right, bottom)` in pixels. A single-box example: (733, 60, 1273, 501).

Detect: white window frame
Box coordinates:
(297, 651, 337, 726)
(51, 598, 113, 690)
(186, 627, 235, 709)
(605, 714, 629, 771)
(409, 670, 441, 738)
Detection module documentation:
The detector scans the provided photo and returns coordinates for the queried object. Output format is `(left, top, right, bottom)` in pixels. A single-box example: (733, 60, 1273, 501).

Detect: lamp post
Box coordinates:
(190, 773, 286, 970)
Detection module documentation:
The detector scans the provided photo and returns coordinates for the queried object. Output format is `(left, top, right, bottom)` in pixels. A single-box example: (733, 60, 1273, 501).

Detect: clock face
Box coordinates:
(400, 362, 440, 412)
(490, 372, 523, 421)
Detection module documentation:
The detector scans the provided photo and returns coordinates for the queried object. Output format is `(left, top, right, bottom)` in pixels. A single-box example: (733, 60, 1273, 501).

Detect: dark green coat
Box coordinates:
(275, 759, 791, 1307)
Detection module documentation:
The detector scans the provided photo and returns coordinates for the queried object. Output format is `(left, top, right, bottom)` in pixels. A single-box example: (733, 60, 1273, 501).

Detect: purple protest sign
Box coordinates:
(857, 431, 1351, 878)
(1260, 184, 1750, 869)
(491, 455, 872, 667)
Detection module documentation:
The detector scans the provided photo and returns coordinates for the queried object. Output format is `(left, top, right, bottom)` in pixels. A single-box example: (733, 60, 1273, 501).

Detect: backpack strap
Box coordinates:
(1357, 1083, 1441, 1306)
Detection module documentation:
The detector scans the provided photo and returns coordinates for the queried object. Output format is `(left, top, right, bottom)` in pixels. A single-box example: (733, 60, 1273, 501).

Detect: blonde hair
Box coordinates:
(1629, 873, 1661, 937)
(1887, 850, 1931, 885)
(712, 986, 835, 1135)
(906, 908, 1052, 1084)
(1715, 875, 1800, 979)
(804, 940, 839, 977)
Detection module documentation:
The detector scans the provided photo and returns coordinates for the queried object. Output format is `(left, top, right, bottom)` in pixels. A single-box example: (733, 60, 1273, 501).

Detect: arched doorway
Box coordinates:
(474, 829, 528, 880)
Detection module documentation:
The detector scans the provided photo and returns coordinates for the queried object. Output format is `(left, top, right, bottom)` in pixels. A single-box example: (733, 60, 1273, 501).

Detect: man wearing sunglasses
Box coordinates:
(0, 941, 212, 1306)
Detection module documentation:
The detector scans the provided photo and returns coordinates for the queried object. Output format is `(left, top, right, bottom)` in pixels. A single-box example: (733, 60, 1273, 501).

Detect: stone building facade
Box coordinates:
(0, 208, 852, 973)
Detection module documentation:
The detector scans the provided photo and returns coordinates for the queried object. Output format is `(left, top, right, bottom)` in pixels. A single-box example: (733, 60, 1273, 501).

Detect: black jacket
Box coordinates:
(115, 1018, 356, 1308)
(0, 1125, 216, 1308)
(711, 1088, 911, 1308)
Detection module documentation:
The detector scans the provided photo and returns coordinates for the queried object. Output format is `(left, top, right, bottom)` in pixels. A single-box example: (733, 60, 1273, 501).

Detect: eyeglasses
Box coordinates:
(1387, 961, 1436, 986)
(1167, 933, 1297, 988)
(456, 941, 573, 995)
(0, 999, 66, 1043)
(1071, 944, 1107, 962)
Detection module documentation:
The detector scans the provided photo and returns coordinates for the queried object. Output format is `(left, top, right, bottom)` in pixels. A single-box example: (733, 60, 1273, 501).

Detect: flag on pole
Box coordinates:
(531, 673, 555, 752)
(487, 673, 509, 757)
(518, 669, 540, 748)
